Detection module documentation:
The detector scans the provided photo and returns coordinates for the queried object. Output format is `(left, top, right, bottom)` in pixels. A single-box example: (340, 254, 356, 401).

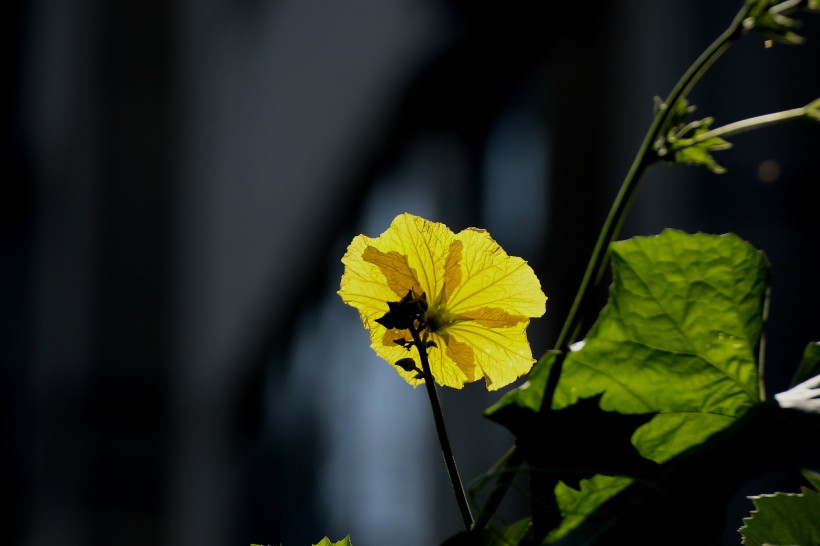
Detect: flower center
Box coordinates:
(425, 303, 455, 333)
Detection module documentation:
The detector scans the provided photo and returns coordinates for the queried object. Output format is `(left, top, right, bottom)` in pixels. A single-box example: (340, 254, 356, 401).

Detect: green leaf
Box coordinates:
(540, 230, 768, 539)
(739, 488, 820, 545)
(441, 518, 532, 546)
(487, 231, 770, 541)
(553, 230, 768, 462)
(792, 341, 820, 386)
(806, 97, 820, 123)
(312, 536, 353, 546)
(486, 350, 560, 419)
(545, 475, 632, 543)
(743, 0, 807, 44)
(802, 469, 820, 492)
(653, 99, 732, 173)
(670, 131, 732, 174)
(485, 517, 532, 546)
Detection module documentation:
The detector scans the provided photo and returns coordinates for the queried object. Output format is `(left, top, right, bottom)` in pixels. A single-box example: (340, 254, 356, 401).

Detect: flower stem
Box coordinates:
(555, 3, 752, 351)
(409, 324, 474, 531)
(476, 1, 758, 534)
(696, 106, 810, 143)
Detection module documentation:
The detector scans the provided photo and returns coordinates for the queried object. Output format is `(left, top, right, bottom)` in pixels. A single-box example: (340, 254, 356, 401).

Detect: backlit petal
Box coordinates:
(442, 240, 463, 304)
(460, 307, 528, 328)
(447, 321, 537, 390)
(428, 332, 476, 388)
(371, 213, 454, 299)
(447, 228, 546, 318)
(339, 213, 546, 390)
(339, 235, 403, 325)
(361, 246, 418, 299)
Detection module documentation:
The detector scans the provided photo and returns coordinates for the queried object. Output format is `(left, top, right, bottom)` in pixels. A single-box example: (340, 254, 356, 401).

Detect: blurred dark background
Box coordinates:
(4, 1, 819, 545)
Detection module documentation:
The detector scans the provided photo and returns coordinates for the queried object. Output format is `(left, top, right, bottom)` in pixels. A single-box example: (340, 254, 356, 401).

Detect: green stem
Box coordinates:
(471, 445, 522, 532)
(476, 1, 758, 533)
(409, 324, 474, 531)
(695, 106, 809, 143)
(555, 4, 752, 351)
(770, 0, 804, 16)
(758, 286, 771, 401)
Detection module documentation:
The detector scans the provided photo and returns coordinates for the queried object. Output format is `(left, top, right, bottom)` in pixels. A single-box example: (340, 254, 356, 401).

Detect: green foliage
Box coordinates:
(481, 518, 533, 546)
(805, 97, 820, 122)
(546, 475, 632, 542)
(312, 536, 353, 546)
(442, 518, 533, 546)
(653, 98, 732, 173)
(327, 1, 820, 544)
(554, 230, 768, 459)
(486, 350, 560, 417)
(743, 0, 816, 44)
(491, 230, 768, 435)
(793, 341, 820, 385)
(803, 469, 820, 491)
(488, 230, 774, 542)
(739, 485, 820, 545)
(251, 536, 353, 546)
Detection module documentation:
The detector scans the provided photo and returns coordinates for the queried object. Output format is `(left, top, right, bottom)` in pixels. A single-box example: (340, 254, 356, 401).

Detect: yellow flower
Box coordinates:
(338, 213, 546, 390)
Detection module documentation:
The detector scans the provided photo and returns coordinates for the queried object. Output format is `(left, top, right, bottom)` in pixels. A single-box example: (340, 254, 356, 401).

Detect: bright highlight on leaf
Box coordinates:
(339, 213, 546, 390)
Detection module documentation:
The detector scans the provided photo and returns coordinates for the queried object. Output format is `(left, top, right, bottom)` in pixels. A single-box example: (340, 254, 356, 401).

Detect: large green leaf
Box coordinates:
(553, 230, 768, 463)
(487, 230, 771, 543)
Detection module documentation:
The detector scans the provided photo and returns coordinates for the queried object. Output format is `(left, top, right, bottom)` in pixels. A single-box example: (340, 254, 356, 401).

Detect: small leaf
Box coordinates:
(802, 469, 820, 492)
(312, 536, 353, 546)
(791, 341, 820, 386)
(671, 135, 731, 173)
(743, 0, 807, 45)
(739, 488, 820, 545)
(805, 97, 820, 123)
(545, 475, 632, 542)
(652, 99, 732, 172)
(441, 518, 531, 546)
(484, 517, 532, 546)
(654, 100, 732, 173)
(395, 357, 418, 372)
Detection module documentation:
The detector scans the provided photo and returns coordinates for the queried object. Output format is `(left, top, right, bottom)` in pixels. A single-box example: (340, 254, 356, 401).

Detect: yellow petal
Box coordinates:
(361, 246, 418, 299)
(372, 213, 454, 299)
(373, 328, 427, 386)
(339, 213, 451, 323)
(339, 235, 402, 325)
(447, 321, 537, 390)
(442, 239, 463, 304)
(428, 332, 476, 389)
(447, 228, 546, 318)
(339, 213, 546, 391)
(460, 307, 528, 328)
